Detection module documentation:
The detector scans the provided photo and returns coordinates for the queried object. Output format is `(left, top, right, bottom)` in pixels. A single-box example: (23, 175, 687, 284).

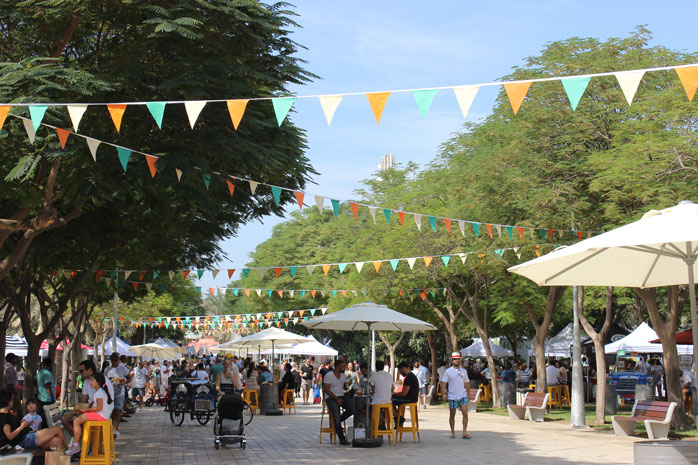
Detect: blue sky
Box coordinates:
(197, 0, 696, 292)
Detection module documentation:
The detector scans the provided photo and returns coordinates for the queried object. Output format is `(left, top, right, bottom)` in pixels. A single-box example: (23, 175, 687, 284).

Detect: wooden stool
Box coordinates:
(79, 421, 115, 465)
(395, 403, 420, 443)
(320, 400, 337, 444)
(243, 389, 259, 414)
(560, 385, 571, 407)
(370, 403, 395, 444)
(687, 391, 693, 414)
(547, 386, 561, 409)
(280, 389, 296, 414)
(436, 382, 443, 397)
(478, 384, 492, 404)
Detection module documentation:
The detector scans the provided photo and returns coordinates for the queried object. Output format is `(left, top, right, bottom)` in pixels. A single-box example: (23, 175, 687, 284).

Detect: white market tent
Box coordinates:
(460, 338, 513, 358)
(5, 335, 28, 357)
(545, 323, 588, 357)
(97, 336, 137, 357)
(604, 322, 693, 355)
(260, 336, 338, 357)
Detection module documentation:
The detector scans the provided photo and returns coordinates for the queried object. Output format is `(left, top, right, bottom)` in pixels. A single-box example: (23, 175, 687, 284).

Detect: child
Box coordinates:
(21, 399, 42, 432)
(0, 389, 66, 452)
(65, 373, 113, 456)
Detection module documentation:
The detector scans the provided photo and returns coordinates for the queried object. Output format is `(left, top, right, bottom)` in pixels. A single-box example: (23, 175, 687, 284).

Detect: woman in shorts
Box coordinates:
(0, 389, 67, 452)
(65, 373, 114, 456)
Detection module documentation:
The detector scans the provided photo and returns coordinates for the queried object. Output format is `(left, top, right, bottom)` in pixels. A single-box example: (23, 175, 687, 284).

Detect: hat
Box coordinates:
(225, 353, 233, 359)
(451, 352, 462, 359)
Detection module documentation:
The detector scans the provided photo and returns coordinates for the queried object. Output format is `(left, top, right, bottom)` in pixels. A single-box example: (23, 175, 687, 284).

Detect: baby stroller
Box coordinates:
(213, 393, 253, 450)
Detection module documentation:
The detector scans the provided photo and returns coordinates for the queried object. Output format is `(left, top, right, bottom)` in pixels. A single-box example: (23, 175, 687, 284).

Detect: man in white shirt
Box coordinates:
(62, 359, 114, 437)
(369, 360, 394, 405)
(440, 352, 471, 439)
(322, 359, 353, 445)
(681, 369, 697, 407)
(105, 353, 131, 437)
(545, 358, 560, 386)
(131, 361, 149, 409)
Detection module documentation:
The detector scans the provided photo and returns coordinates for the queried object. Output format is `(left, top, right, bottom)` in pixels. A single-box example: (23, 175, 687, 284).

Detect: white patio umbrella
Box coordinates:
(129, 343, 184, 360)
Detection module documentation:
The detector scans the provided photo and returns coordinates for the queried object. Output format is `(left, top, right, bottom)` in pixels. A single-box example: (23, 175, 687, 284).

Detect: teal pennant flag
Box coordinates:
(441, 255, 451, 267)
(338, 263, 348, 274)
(472, 222, 480, 237)
(267, 290, 273, 298)
(332, 290, 337, 298)
(197, 270, 204, 279)
(233, 289, 239, 296)
(331, 199, 340, 217)
(428, 216, 437, 232)
(561, 76, 590, 111)
(145, 102, 166, 129)
(506, 226, 513, 240)
(242, 269, 250, 277)
(390, 259, 399, 270)
(384, 209, 392, 224)
(299, 290, 306, 298)
(203, 174, 211, 190)
(289, 266, 298, 277)
(412, 89, 438, 119)
(271, 186, 282, 206)
(116, 147, 131, 172)
(272, 97, 295, 126)
(29, 105, 48, 132)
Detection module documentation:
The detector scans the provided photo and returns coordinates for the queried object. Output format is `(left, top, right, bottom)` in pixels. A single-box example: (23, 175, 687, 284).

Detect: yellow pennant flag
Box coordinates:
(676, 66, 698, 102)
(423, 256, 433, 268)
(107, 104, 127, 132)
(366, 92, 391, 124)
(226, 99, 249, 130)
(0, 105, 11, 131)
(322, 264, 331, 275)
(503, 82, 532, 115)
(372, 261, 383, 273)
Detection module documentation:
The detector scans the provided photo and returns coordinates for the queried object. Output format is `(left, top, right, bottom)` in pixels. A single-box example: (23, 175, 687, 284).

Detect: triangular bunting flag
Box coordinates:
(318, 95, 343, 125)
(271, 186, 282, 206)
(368, 206, 378, 224)
(366, 92, 390, 124)
(176, 168, 183, 182)
(227, 269, 235, 278)
(306, 265, 315, 275)
(242, 269, 250, 277)
(398, 211, 405, 227)
(226, 99, 249, 129)
(441, 255, 451, 267)
(428, 216, 437, 232)
(315, 196, 325, 213)
(22, 119, 36, 144)
(29, 105, 48, 132)
(310, 290, 316, 298)
(116, 147, 131, 172)
(383, 209, 392, 224)
(322, 264, 331, 275)
(350, 203, 359, 220)
(389, 259, 399, 271)
(55, 128, 70, 149)
(182, 270, 190, 279)
(209, 287, 215, 296)
(184, 101, 207, 128)
(274, 267, 283, 278)
(355, 262, 364, 273)
(168, 271, 175, 280)
(503, 82, 532, 115)
(373, 261, 382, 273)
(413, 89, 438, 119)
(458, 220, 466, 237)
(331, 199, 340, 217)
(407, 257, 417, 269)
(414, 214, 422, 231)
(201, 173, 210, 190)
(676, 66, 698, 102)
(85, 138, 100, 161)
(226, 179, 235, 197)
(145, 102, 166, 129)
(272, 97, 295, 126)
(243, 288, 250, 297)
(615, 70, 645, 105)
(248, 181, 259, 195)
(255, 289, 262, 297)
(338, 263, 348, 274)
(561, 76, 590, 111)
(453, 85, 479, 118)
(289, 266, 297, 277)
(423, 256, 433, 268)
(257, 268, 267, 278)
(106, 104, 127, 132)
(0, 106, 9, 132)
(66, 105, 87, 132)
(485, 223, 493, 239)
(145, 155, 158, 178)
(294, 191, 304, 209)
(443, 218, 452, 233)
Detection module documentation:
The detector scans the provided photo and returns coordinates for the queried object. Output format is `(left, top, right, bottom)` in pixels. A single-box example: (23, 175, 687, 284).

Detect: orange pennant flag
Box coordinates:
(243, 289, 250, 297)
(131, 282, 139, 291)
(350, 202, 359, 221)
(182, 270, 190, 280)
(398, 211, 406, 227)
(294, 191, 304, 209)
(399, 289, 403, 296)
(107, 104, 127, 132)
(274, 267, 283, 278)
(366, 92, 391, 124)
(209, 287, 215, 296)
(0, 105, 10, 131)
(503, 82, 532, 115)
(485, 223, 493, 239)
(341, 290, 347, 297)
(443, 218, 452, 233)
(277, 290, 283, 298)
(145, 155, 158, 178)
(310, 290, 316, 298)
(423, 256, 433, 268)
(227, 269, 235, 278)
(548, 228, 554, 241)
(299, 310, 306, 317)
(373, 261, 382, 273)
(517, 227, 524, 241)
(55, 128, 70, 149)
(139, 271, 146, 281)
(420, 291, 426, 301)
(322, 264, 332, 275)
(226, 99, 249, 129)
(577, 231, 583, 241)
(226, 180, 235, 197)
(676, 66, 698, 102)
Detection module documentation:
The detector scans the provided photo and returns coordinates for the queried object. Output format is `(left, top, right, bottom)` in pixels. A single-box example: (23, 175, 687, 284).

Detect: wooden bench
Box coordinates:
(44, 403, 73, 443)
(467, 388, 481, 413)
(507, 392, 550, 422)
(612, 400, 677, 440)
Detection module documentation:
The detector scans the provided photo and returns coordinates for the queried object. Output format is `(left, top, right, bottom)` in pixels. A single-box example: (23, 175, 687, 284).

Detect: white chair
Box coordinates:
(612, 400, 677, 440)
(0, 453, 33, 465)
(507, 392, 550, 422)
(467, 388, 481, 412)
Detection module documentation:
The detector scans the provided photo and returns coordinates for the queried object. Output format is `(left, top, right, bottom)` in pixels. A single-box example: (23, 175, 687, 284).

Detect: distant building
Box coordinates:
(378, 152, 395, 172)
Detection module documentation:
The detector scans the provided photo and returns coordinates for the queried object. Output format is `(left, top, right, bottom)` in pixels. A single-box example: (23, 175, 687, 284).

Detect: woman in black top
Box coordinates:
(0, 389, 67, 451)
(278, 363, 296, 400)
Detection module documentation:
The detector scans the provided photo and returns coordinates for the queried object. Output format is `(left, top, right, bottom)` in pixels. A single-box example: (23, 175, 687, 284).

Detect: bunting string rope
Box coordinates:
(5, 113, 600, 240)
(1, 63, 697, 129)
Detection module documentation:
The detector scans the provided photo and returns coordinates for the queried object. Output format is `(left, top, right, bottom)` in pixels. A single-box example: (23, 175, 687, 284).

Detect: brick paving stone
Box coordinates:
(114, 402, 639, 465)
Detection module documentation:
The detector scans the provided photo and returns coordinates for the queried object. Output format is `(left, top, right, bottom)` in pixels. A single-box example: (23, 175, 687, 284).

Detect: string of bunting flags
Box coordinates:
(1, 64, 697, 131)
(3, 113, 600, 240)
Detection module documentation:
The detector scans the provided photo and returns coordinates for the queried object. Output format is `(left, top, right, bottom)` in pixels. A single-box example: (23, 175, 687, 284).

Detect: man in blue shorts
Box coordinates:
(440, 352, 471, 439)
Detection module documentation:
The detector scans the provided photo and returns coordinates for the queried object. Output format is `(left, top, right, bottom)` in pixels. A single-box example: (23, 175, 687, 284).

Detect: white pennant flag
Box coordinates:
(67, 105, 87, 132)
(355, 262, 364, 273)
(219, 288, 227, 296)
(352, 290, 357, 296)
(211, 269, 220, 279)
(255, 289, 262, 297)
(306, 265, 315, 275)
(407, 257, 417, 269)
(168, 271, 175, 280)
(368, 206, 378, 224)
(124, 270, 133, 280)
(615, 70, 645, 105)
(103, 278, 111, 287)
(458, 253, 468, 264)
(318, 95, 343, 125)
(514, 247, 521, 259)
(289, 290, 294, 298)
(495, 224, 502, 237)
(184, 101, 207, 128)
(85, 138, 100, 161)
(529, 228, 535, 240)
(321, 308, 328, 315)
(176, 169, 183, 182)
(314, 195, 325, 213)
(248, 181, 259, 195)
(457, 220, 466, 237)
(257, 268, 266, 278)
(414, 214, 422, 231)
(321, 290, 328, 298)
(22, 119, 36, 144)
(453, 85, 480, 118)
(145, 283, 153, 292)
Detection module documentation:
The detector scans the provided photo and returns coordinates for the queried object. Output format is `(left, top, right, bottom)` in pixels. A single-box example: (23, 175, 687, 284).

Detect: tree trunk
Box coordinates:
(427, 330, 439, 404)
(423, 297, 460, 352)
(524, 286, 565, 393)
(378, 332, 405, 380)
(635, 286, 691, 429)
(59, 342, 71, 407)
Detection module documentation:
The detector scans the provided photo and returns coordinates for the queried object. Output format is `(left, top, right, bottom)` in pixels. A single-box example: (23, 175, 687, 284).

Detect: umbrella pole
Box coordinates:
(570, 286, 587, 428)
(686, 254, 698, 375)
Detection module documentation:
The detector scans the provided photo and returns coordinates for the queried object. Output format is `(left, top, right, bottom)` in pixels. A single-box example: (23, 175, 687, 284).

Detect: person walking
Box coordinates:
(440, 352, 471, 439)
(300, 359, 314, 405)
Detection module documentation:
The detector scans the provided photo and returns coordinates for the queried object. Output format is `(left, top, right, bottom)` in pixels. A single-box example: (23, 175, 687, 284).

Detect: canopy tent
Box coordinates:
(460, 338, 513, 358)
(5, 335, 28, 357)
(651, 328, 693, 345)
(97, 337, 137, 357)
(39, 339, 94, 357)
(545, 323, 588, 357)
(604, 322, 693, 355)
(260, 336, 338, 357)
(153, 337, 180, 348)
(186, 338, 220, 354)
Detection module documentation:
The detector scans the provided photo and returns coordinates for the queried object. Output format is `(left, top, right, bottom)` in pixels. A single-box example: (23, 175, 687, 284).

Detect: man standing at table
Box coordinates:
(323, 359, 353, 445)
(440, 352, 471, 439)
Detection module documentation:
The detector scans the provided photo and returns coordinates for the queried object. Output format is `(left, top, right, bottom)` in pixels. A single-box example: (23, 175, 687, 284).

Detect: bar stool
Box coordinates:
(370, 404, 395, 444)
(559, 385, 571, 407)
(687, 391, 693, 414)
(395, 403, 420, 443)
(478, 383, 492, 404)
(547, 385, 561, 409)
(280, 389, 296, 414)
(79, 421, 115, 465)
(320, 400, 337, 444)
(242, 389, 259, 414)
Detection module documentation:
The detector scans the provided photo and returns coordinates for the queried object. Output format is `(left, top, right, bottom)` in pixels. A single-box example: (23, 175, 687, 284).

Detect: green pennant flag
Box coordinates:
(338, 263, 348, 274)
(197, 270, 204, 279)
(145, 102, 166, 129)
(116, 147, 131, 172)
(428, 216, 437, 232)
(203, 173, 211, 190)
(472, 222, 480, 237)
(383, 209, 392, 224)
(390, 259, 399, 271)
(299, 290, 306, 298)
(310, 309, 317, 316)
(153, 270, 159, 279)
(272, 97, 295, 126)
(331, 199, 340, 217)
(242, 269, 250, 277)
(495, 249, 505, 257)
(561, 76, 590, 111)
(118, 279, 125, 288)
(271, 186, 282, 206)
(110, 271, 117, 279)
(538, 229, 546, 241)
(441, 255, 451, 267)
(289, 266, 298, 277)
(506, 226, 513, 240)
(267, 290, 273, 298)
(332, 290, 337, 298)
(29, 105, 48, 132)
(361, 290, 367, 296)
(412, 89, 438, 119)
(196, 286, 201, 293)
(233, 289, 239, 296)
(429, 290, 435, 298)
(159, 285, 165, 292)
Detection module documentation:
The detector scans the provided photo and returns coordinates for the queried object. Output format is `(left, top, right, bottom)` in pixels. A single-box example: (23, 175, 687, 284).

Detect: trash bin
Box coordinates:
(497, 381, 516, 408)
(634, 383, 654, 402)
(604, 384, 617, 415)
(352, 396, 369, 439)
(259, 383, 276, 415)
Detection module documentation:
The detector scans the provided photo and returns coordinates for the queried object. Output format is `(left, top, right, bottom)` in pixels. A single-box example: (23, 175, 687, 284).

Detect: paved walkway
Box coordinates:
(115, 402, 641, 465)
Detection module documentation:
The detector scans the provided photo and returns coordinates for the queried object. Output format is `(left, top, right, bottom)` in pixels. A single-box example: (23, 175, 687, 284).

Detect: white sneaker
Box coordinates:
(113, 430, 120, 439)
(64, 444, 81, 456)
